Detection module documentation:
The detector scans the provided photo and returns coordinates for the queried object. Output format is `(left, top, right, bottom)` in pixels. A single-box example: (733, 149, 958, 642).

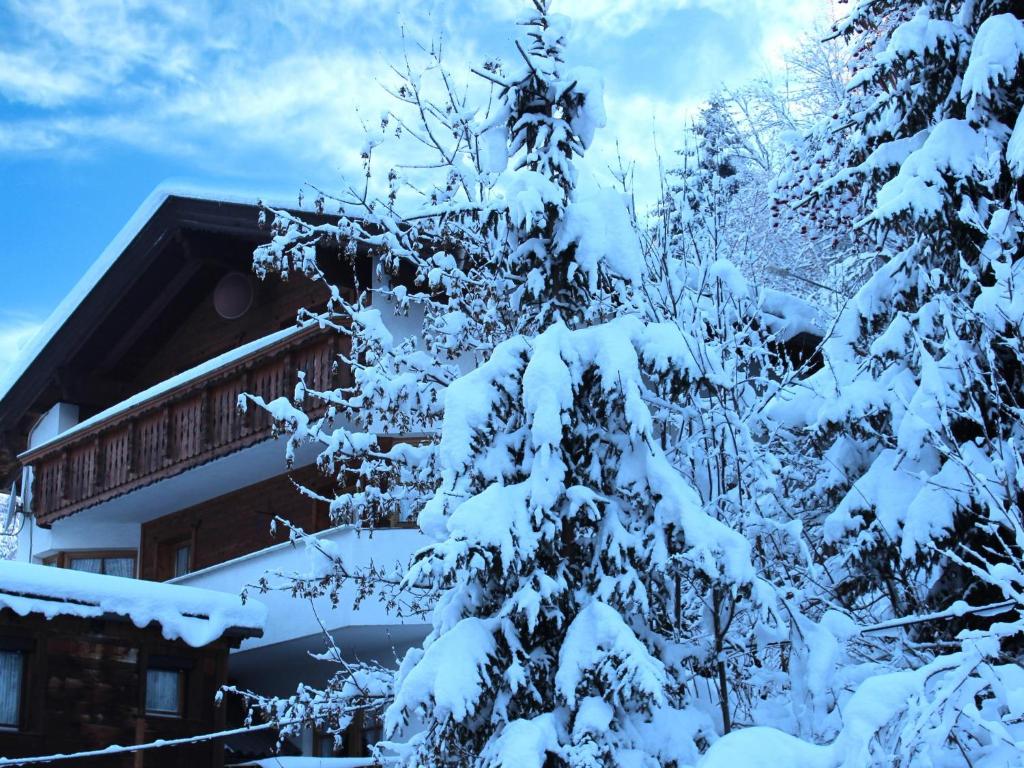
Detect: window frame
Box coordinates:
(0, 638, 33, 732)
(45, 549, 137, 578)
(143, 656, 193, 719)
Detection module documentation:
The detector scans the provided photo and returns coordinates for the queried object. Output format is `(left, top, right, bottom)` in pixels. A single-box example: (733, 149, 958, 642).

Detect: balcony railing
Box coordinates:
(21, 325, 347, 527)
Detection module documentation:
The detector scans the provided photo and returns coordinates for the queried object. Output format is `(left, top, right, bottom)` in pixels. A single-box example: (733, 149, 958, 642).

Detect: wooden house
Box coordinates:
(0, 186, 428, 764)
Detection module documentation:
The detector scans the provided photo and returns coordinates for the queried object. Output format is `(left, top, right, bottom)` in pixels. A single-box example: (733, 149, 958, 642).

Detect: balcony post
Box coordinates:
(239, 371, 251, 439)
(162, 405, 173, 464)
(88, 435, 101, 497)
(126, 417, 137, 479)
(95, 432, 106, 490)
(200, 390, 212, 452)
(59, 450, 69, 503)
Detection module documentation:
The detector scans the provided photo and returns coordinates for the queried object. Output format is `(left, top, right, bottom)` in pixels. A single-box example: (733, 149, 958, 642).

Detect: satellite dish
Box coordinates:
(1, 483, 19, 533)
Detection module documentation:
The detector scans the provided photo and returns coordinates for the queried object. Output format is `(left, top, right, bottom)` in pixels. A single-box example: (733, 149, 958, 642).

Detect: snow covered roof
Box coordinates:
(0, 560, 266, 647)
(0, 182, 312, 407)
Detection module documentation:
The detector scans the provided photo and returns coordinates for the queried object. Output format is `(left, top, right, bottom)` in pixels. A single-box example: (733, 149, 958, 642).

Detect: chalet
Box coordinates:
(0, 184, 824, 765)
(0, 186, 428, 765)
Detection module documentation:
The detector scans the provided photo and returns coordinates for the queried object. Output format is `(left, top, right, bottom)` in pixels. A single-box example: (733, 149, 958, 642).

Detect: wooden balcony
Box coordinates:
(21, 325, 347, 527)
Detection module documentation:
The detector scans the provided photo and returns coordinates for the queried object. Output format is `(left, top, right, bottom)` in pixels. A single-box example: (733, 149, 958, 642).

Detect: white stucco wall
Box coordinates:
(27, 402, 79, 450)
(16, 516, 142, 565)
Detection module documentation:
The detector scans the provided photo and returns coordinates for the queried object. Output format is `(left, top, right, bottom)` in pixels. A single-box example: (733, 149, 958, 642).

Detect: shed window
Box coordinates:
(104, 557, 135, 578)
(145, 668, 183, 716)
(0, 651, 23, 727)
(69, 557, 101, 573)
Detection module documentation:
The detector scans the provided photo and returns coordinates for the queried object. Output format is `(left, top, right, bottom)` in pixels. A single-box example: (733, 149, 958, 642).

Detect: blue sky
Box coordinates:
(0, 0, 828, 371)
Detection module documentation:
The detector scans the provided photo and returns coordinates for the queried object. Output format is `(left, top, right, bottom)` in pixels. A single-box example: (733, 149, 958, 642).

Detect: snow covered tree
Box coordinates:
(663, 24, 857, 310)
(238, 3, 785, 765)
(666, 98, 750, 268)
(379, 7, 762, 765)
(732, 2, 1024, 764)
(643, 198, 823, 740)
(795, 0, 1024, 633)
(232, 18, 539, 752)
(769, 20, 882, 302)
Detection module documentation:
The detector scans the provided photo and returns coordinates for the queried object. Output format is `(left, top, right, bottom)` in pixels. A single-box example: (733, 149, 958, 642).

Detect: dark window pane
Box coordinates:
(145, 669, 181, 715)
(0, 651, 23, 727)
(174, 545, 191, 578)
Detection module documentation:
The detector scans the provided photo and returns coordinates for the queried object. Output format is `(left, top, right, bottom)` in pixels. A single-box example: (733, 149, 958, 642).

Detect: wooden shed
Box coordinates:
(0, 561, 265, 768)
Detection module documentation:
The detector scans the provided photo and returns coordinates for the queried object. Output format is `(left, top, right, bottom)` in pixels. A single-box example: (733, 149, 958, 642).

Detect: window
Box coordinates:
(69, 555, 136, 576)
(0, 651, 23, 728)
(173, 544, 191, 578)
(68, 557, 102, 573)
(145, 668, 183, 717)
(57, 551, 136, 578)
(315, 732, 341, 757)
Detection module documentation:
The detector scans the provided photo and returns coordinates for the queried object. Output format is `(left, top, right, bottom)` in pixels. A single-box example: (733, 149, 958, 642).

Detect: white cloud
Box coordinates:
(0, 0, 827, 186)
(0, 50, 95, 107)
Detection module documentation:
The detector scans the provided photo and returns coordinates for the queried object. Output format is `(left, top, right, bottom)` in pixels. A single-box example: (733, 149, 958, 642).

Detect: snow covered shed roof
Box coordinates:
(230, 759, 376, 768)
(0, 560, 266, 647)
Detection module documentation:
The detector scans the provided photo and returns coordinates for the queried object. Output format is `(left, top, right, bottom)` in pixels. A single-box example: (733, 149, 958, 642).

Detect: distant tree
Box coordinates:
(664, 24, 858, 310)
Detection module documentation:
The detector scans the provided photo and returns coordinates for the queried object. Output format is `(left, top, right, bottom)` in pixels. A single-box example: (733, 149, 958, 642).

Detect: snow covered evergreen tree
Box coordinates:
(380, 6, 764, 765)
(794, 0, 1024, 635)
(238, 3, 784, 765)
(726, 2, 1024, 764)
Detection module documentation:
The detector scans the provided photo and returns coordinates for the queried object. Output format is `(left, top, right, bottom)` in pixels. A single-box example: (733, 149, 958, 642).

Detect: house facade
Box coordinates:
(0, 186, 429, 764)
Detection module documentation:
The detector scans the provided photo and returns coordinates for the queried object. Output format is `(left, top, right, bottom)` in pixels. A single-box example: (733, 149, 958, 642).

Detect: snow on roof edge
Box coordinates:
(0, 559, 266, 647)
(0, 180, 312, 406)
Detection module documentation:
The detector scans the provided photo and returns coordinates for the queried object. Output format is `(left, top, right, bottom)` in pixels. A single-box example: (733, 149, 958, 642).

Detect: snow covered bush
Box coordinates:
(646, 130, 837, 740)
